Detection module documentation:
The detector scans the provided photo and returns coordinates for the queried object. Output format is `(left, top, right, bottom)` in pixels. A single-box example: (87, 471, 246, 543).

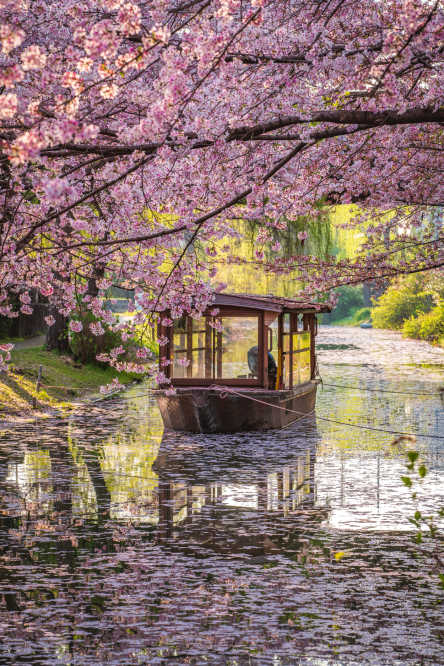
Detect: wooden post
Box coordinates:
(186, 316, 193, 378)
(205, 317, 212, 378)
(259, 312, 267, 388)
(308, 314, 316, 379)
(277, 314, 283, 389)
(216, 330, 222, 378)
(33, 364, 42, 409)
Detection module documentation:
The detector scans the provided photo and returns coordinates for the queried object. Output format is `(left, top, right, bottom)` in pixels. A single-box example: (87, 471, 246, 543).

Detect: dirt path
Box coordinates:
(13, 335, 46, 350)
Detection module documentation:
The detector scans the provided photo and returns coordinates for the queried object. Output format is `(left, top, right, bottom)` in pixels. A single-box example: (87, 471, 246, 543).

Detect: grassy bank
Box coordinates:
(0, 346, 137, 418)
(326, 307, 371, 327)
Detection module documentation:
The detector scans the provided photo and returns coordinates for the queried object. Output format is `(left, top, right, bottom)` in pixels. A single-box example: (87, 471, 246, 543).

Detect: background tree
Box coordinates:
(0, 0, 442, 370)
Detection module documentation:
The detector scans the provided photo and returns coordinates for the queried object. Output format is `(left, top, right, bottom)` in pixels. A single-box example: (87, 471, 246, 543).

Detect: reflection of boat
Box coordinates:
(360, 321, 373, 329)
(155, 293, 331, 433)
(153, 428, 329, 556)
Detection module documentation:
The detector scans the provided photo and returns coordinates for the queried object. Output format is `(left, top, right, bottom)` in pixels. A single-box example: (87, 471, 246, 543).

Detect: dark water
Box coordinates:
(0, 327, 443, 665)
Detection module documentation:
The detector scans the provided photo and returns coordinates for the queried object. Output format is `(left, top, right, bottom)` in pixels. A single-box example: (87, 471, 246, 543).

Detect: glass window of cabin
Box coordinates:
(279, 318, 311, 389)
(171, 314, 260, 381)
(282, 313, 291, 388)
(172, 316, 208, 378)
(216, 315, 259, 379)
(171, 316, 188, 378)
(291, 331, 311, 385)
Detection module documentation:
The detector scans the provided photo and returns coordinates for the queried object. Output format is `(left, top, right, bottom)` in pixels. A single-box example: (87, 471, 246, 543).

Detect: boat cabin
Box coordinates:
(157, 293, 331, 390)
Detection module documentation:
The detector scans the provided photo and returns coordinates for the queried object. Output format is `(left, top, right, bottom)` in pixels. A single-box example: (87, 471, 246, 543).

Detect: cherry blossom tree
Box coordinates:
(0, 0, 443, 370)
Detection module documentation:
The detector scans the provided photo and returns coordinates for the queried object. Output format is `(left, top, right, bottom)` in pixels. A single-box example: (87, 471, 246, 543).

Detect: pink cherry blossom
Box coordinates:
(21, 45, 46, 71)
(69, 320, 83, 333)
(0, 0, 440, 379)
(20, 304, 33, 315)
(0, 93, 17, 119)
(89, 321, 105, 336)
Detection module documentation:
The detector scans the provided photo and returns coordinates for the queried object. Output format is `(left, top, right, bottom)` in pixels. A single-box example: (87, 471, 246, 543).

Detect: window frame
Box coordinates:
(278, 312, 314, 389)
(163, 308, 265, 387)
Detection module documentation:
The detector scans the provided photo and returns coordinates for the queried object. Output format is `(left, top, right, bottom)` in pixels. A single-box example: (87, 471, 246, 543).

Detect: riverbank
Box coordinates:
(325, 312, 444, 347)
(0, 345, 138, 420)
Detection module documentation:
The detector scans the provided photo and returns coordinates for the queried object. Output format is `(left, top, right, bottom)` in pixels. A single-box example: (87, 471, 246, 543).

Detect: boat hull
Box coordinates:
(155, 381, 318, 433)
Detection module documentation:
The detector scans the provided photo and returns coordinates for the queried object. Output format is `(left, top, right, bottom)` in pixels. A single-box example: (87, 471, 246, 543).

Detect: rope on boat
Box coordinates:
(320, 382, 443, 397)
(79, 385, 444, 440)
(207, 385, 444, 440)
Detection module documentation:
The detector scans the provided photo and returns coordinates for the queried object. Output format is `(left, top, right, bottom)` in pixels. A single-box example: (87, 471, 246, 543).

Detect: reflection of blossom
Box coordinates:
(99, 377, 123, 394)
(176, 358, 190, 367)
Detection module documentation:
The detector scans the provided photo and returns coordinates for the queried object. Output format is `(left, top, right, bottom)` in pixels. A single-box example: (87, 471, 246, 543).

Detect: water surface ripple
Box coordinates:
(0, 327, 443, 664)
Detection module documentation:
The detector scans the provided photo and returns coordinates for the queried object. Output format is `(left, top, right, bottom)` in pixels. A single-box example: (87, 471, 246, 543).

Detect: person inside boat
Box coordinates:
(247, 345, 277, 389)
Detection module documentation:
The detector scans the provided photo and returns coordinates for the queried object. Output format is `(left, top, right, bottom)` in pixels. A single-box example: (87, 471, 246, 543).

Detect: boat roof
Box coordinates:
(213, 292, 332, 313)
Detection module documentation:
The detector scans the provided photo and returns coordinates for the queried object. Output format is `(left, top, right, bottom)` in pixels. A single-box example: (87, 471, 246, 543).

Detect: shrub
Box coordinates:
(403, 303, 444, 343)
(351, 307, 371, 325)
(372, 275, 434, 330)
(323, 285, 364, 323)
(69, 311, 124, 365)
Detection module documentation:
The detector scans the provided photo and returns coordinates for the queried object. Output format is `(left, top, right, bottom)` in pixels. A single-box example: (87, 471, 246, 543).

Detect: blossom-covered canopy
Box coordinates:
(0, 0, 442, 370)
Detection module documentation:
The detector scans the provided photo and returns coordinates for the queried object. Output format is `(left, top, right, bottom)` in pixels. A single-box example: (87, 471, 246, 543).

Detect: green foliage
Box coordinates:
(69, 311, 124, 365)
(350, 307, 371, 325)
(372, 274, 435, 330)
(402, 451, 443, 586)
(324, 285, 365, 323)
(403, 302, 444, 343)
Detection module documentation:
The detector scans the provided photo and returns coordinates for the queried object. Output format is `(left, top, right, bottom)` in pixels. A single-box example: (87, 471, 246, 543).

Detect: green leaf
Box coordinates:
(418, 465, 427, 478)
(414, 510, 422, 521)
(401, 476, 412, 488)
(23, 189, 40, 204)
(407, 451, 419, 464)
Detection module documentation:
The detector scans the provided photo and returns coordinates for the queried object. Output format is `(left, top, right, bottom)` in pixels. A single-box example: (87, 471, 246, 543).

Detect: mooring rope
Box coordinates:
(320, 382, 443, 397)
(206, 385, 444, 440)
(73, 384, 444, 440)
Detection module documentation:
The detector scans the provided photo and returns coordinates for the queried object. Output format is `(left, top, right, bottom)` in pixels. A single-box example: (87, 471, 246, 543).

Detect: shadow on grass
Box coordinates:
(0, 372, 37, 409)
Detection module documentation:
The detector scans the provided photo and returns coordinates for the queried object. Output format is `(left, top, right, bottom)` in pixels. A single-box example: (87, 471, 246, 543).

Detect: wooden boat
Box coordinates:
(155, 292, 331, 433)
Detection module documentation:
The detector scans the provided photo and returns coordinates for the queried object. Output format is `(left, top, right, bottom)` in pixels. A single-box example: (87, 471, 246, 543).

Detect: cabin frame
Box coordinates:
(158, 293, 330, 390)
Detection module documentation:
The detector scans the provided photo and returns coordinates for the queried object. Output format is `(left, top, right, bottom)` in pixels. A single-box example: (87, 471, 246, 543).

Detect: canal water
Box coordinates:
(0, 327, 443, 664)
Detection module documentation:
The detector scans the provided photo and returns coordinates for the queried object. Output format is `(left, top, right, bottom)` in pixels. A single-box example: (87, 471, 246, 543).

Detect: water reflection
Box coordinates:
(0, 327, 443, 664)
(153, 428, 331, 558)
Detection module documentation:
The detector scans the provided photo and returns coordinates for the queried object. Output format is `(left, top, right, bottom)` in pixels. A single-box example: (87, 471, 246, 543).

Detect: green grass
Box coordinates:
(329, 307, 372, 327)
(0, 346, 138, 417)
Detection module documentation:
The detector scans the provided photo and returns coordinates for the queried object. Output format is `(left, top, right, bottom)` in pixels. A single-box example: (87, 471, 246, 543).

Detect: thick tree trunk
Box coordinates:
(46, 308, 69, 353)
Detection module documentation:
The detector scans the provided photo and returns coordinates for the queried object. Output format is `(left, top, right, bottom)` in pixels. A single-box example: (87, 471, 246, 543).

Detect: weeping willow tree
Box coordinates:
(206, 205, 335, 297)
(245, 209, 334, 262)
